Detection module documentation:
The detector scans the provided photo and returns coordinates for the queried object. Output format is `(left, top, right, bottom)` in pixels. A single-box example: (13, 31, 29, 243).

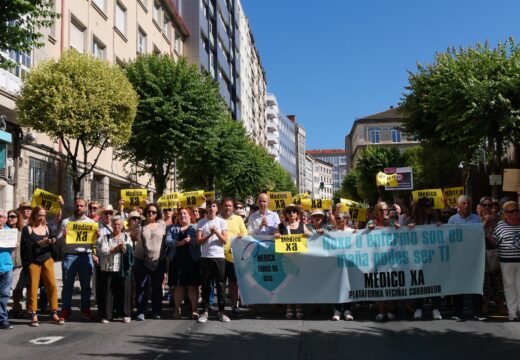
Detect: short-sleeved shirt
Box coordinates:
(247, 209, 280, 235)
(196, 217, 228, 258)
(492, 220, 520, 262)
(448, 213, 481, 225)
(224, 215, 247, 262)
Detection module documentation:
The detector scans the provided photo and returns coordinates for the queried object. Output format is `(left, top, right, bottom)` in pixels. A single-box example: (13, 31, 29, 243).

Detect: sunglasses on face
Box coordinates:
(89, 207, 98, 211)
(481, 203, 492, 208)
(8, 215, 18, 219)
(147, 211, 157, 215)
(379, 208, 388, 212)
(505, 208, 519, 214)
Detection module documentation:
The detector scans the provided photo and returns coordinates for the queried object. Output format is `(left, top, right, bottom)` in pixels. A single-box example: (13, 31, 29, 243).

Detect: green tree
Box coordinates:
(268, 162, 298, 195)
(340, 168, 362, 201)
(17, 50, 138, 195)
(352, 146, 407, 205)
(1, 0, 59, 68)
(122, 55, 228, 195)
(400, 38, 520, 195)
(403, 144, 464, 189)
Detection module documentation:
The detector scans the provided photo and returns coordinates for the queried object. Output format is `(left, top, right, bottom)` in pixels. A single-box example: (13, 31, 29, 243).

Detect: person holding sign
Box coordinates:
(447, 195, 486, 322)
(131, 203, 167, 321)
(165, 208, 200, 320)
(274, 205, 311, 320)
(196, 200, 229, 323)
(491, 201, 520, 321)
(58, 198, 97, 321)
(98, 216, 134, 324)
(0, 210, 14, 329)
(221, 198, 248, 316)
(20, 206, 64, 327)
(247, 193, 280, 236)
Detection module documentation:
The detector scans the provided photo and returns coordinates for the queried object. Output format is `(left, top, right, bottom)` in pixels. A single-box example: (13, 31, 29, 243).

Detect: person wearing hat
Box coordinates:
(308, 209, 334, 234)
(58, 197, 97, 321)
(17, 201, 32, 226)
(274, 205, 311, 319)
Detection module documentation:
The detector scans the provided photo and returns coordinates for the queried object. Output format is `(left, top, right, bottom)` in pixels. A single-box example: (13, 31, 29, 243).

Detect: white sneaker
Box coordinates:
(432, 309, 442, 320)
(332, 309, 341, 321)
(375, 313, 385, 321)
(217, 312, 230, 322)
(198, 312, 208, 323)
(344, 310, 354, 321)
(100, 319, 109, 324)
(414, 309, 423, 320)
(507, 313, 517, 321)
(386, 312, 396, 320)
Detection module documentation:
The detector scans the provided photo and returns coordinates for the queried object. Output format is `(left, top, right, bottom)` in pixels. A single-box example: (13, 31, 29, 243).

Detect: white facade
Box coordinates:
(266, 93, 297, 185)
(304, 154, 333, 199)
(237, 1, 266, 147)
(295, 123, 306, 193)
(307, 150, 347, 194)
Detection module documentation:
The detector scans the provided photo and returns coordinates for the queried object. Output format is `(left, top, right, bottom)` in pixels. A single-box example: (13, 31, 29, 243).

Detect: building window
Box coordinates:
(369, 127, 380, 144)
(8, 50, 31, 80)
(115, 1, 126, 35)
(93, 0, 106, 12)
(392, 129, 401, 143)
(70, 18, 85, 53)
(174, 31, 182, 54)
(137, 28, 146, 54)
(153, 1, 161, 25)
(92, 37, 105, 59)
(28, 158, 58, 202)
(163, 13, 171, 39)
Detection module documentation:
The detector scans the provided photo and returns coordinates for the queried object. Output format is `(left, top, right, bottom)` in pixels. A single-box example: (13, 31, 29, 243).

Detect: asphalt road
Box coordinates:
(2, 306, 520, 360)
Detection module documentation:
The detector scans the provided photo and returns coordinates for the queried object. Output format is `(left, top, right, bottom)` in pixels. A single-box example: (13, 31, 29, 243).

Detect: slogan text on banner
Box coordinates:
(412, 189, 444, 209)
(66, 222, 99, 245)
(180, 190, 206, 207)
(121, 189, 147, 208)
(0, 229, 18, 248)
(444, 187, 464, 206)
(376, 172, 398, 187)
(338, 204, 367, 221)
(275, 234, 308, 253)
(300, 198, 332, 211)
(31, 188, 62, 216)
(267, 192, 293, 211)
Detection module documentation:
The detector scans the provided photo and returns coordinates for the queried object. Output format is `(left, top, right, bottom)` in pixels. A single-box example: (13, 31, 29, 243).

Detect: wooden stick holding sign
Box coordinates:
(30, 188, 62, 216)
(66, 222, 98, 245)
(275, 234, 308, 253)
(121, 189, 148, 208)
(267, 192, 293, 211)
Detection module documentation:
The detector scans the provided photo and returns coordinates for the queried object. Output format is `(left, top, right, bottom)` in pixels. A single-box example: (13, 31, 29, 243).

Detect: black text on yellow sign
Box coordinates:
(412, 189, 444, 209)
(301, 198, 332, 211)
(338, 204, 367, 221)
(121, 189, 147, 208)
(157, 192, 180, 209)
(267, 192, 293, 210)
(180, 190, 206, 207)
(66, 222, 99, 245)
(444, 187, 464, 206)
(275, 234, 308, 253)
(293, 193, 310, 205)
(30, 188, 61, 215)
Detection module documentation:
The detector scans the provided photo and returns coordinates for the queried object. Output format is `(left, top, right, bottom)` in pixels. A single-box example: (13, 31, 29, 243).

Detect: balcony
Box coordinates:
(267, 132, 278, 145)
(266, 106, 277, 118)
(0, 69, 22, 96)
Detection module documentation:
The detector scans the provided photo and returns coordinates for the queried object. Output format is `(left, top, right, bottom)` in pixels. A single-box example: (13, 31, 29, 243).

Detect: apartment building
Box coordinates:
(294, 120, 307, 193)
(306, 149, 347, 194)
(182, 0, 241, 120)
(304, 154, 333, 199)
(345, 107, 419, 171)
(237, 1, 266, 147)
(266, 93, 297, 185)
(0, 0, 189, 210)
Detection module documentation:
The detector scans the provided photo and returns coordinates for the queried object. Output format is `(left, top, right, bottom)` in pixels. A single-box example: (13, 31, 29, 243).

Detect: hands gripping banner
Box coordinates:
(232, 224, 485, 304)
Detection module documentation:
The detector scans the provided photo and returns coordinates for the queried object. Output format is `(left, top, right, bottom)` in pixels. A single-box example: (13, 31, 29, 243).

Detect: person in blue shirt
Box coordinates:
(447, 195, 486, 321)
(0, 210, 14, 329)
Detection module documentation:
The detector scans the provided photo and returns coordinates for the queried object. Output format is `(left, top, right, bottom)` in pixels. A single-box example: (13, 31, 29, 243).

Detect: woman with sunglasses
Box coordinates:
(131, 203, 167, 321)
(491, 201, 520, 321)
(20, 206, 64, 326)
(6, 210, 25, 318)
(274, 205, 311, 319)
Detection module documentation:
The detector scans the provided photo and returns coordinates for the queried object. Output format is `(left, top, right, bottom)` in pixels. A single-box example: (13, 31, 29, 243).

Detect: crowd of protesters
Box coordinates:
(0, 191, 519, 329)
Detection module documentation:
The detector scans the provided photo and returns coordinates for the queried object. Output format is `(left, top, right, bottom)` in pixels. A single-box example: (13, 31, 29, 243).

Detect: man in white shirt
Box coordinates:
(196, 200, 229, 323)
(247, 192, 280, 235)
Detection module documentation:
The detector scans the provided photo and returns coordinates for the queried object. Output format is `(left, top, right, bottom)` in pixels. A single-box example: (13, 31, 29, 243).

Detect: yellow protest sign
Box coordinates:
(340, 198, 365, 209)
(179, 190, 206, 207)
(376, 172, 398, 187)
(444, 187, 464, 206)
(275, 234, 308, 253)
(301, 198, 332, 211)
(267, 192, 293, 210)
(412, 189, 444, 209)
(66, 222, 98, 245)
(157, 192, 180, 209)
(204, 191, 216, 201)
(121, 189, 147, 208)
(30, 188, 61, 215)
(338, 204, 368, 221)
(293, 192, 310, 205)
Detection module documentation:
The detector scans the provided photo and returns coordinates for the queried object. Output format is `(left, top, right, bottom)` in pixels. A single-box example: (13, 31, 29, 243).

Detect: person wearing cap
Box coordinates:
(447, 195, 486, 321)
(58, 197, 97, 321)
(274, 205, 311, 319)
(247, 192, 280, 235)
(221, 197, 248, 316)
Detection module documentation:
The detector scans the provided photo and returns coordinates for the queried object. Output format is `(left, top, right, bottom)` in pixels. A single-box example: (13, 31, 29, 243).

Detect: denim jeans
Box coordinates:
(61, 253, 93, 311)
(0, 270, 12, 325)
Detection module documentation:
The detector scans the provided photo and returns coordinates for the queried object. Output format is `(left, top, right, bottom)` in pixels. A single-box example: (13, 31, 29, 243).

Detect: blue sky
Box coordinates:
(241, 0, 520, 150)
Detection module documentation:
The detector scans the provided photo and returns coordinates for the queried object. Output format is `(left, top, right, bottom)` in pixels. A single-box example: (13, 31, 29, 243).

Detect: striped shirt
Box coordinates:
(492, 220, 520, 262)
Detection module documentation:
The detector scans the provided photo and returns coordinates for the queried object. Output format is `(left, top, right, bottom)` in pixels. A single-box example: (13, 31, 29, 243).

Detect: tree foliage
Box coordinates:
(122, 55, 228, 195)
(17, 49, 138, 195)
(400, 38, 520, 174)
(340, 168, 362, 202)
(348, 146, 407, 205)
(0, 0, 59, 68)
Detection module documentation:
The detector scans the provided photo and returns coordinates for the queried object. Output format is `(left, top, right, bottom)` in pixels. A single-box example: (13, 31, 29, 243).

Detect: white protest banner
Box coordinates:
(0, 229, 18, 248)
